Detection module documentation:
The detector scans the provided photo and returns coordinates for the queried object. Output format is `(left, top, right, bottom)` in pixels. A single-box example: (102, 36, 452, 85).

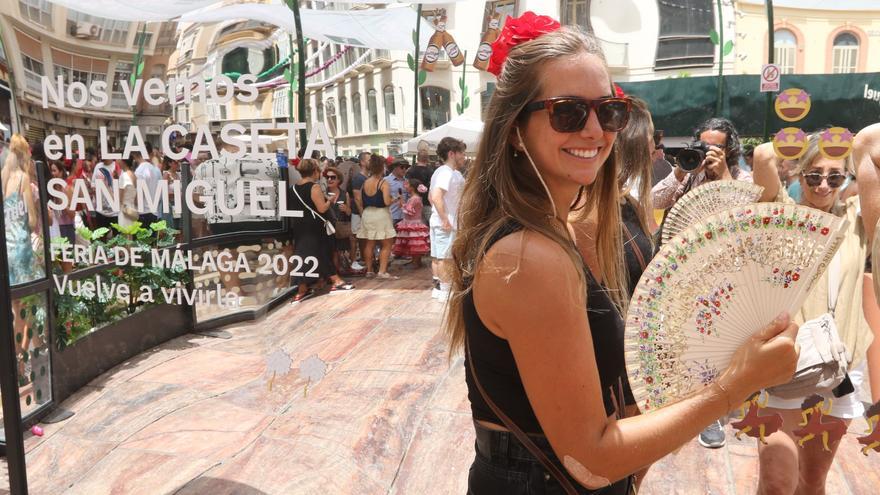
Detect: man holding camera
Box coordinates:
(652, 118, 752, 450)
(652, 117, 752, 210)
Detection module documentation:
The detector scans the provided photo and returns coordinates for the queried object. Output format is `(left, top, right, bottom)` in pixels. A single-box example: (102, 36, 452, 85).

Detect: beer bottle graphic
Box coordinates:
(443, 31, 465, 66)
(473, 13, 501, 70)
(421, 30, 443, 72)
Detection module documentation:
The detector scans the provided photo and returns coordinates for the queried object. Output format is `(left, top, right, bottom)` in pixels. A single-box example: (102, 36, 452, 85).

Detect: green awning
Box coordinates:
(618, 72, 880, 137)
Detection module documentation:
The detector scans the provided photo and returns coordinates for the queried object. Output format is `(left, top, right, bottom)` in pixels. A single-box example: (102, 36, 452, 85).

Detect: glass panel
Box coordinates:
(352, 93, 362, 134)
(420, 86, 451, 131)
(4, 153, 46, 286)
(188, 155, 285, 240)
(655, 0, 714, 69)
(193, 238, 294, 322)
(367, 89, 378, 132)
(833, 32, 858, 47)
(383, 86, 396, 130)
(340, 96, 348, 135)
(10, 292, 52, 419)
(774, 29, 796, 46)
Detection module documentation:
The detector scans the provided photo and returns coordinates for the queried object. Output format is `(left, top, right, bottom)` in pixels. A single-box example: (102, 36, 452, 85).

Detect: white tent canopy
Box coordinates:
(180, 2, 437, 51)
(45, 0, 217, 22)
(402, 117, 483, 154)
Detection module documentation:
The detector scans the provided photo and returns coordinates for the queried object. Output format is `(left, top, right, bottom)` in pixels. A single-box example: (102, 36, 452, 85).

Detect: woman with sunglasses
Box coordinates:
(324, 166, 354, 276)
(752, 131, 874, 494)
(446, 14, 799, 494)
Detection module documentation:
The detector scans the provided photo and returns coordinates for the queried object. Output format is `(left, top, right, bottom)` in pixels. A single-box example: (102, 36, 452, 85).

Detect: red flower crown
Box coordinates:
(487, 11, 562, 77)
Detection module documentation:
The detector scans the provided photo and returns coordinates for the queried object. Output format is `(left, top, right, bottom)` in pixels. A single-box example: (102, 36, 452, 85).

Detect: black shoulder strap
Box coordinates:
(465, 334, 579, 495)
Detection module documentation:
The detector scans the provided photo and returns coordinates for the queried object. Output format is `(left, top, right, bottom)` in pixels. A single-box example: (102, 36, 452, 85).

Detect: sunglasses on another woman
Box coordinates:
(802, 171, 846, 188)
(324, 174, 338, 181)
(521, 96, 632, 133)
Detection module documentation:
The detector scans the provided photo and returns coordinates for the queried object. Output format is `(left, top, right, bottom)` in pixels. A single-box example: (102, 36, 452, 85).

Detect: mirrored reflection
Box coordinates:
(6, 292, 51, 419)
(3, 138, 46, 286)
(188, 153, 285, 240)
(193, 237, 294, 322)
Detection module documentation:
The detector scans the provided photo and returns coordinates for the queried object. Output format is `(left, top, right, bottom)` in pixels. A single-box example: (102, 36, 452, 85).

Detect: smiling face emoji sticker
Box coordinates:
(818, 127, 854, 160)
(773, 127, 809, 160)
(774, 88, 811, 122)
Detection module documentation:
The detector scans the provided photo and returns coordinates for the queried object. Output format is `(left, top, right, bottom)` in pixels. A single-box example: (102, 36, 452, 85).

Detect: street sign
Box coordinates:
(761, 64, 781, 92)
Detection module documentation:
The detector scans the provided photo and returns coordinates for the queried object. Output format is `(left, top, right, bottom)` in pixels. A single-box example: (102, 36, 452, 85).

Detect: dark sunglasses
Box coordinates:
(521, 96, 632, 133)
(802, 172, 846, 188)
(325, 174, 338, 180)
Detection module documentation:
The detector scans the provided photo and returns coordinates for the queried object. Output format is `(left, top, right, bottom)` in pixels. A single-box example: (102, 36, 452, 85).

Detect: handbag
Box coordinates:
(292, 183, 336, 236)
(334, 221, 352, 240)
(766, 251, 849, 399)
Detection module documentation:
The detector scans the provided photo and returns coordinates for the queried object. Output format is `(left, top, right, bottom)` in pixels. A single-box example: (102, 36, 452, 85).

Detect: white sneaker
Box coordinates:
(351, 261, 365, 271)
(431, 288, 442, 299)
(433, 289, 450, 301)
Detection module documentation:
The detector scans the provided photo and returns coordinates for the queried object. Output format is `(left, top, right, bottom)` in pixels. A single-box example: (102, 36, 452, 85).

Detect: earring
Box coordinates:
(513, 149, 519, 158)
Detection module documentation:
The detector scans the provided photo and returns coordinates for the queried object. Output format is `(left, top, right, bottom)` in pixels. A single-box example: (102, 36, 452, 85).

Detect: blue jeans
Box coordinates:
(468, 422, 634, 495)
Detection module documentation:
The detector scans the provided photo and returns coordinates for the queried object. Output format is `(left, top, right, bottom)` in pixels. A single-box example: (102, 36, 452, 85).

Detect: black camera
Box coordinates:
(677, 141, 712, 171)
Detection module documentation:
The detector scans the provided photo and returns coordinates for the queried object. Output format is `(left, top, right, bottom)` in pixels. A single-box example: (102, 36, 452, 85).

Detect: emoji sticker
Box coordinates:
(775, 88, 811, 122)
(818, 127, 854, 160)
(772, 127, 809, 160)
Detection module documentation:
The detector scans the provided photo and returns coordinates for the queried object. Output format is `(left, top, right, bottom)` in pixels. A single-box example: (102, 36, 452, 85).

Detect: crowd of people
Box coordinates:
(287, 136, 467, 303)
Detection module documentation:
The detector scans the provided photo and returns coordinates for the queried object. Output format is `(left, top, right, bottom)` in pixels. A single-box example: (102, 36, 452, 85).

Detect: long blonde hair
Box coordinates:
(445, 27, 626, 358)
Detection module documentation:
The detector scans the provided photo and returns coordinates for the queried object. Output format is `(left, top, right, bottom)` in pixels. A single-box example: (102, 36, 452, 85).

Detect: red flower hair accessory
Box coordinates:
(487, 11, 562, 77)
(614, 83, 625, 98)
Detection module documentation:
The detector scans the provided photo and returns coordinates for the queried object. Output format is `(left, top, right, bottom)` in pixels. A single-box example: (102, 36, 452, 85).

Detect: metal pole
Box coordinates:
(131, 23, 148, 126)
(0, 168, 29, 494)
(763, 0, 775, 141)
(413, 4, 422, 138)
(290, 0, 307, 149)
(288, 33, 295, 128)
(715, 0, 724, 116)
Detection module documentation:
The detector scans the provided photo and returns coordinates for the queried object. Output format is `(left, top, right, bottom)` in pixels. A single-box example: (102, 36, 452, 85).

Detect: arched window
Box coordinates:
(832, 32, 858, 74)
(774, 29, 797, 74)
(383, 86, 397, 130)
(352, 92, 363, 134)
(339, 96, 348, 135)
(367, 89, 379, 132)
(419, 86, 451, 131)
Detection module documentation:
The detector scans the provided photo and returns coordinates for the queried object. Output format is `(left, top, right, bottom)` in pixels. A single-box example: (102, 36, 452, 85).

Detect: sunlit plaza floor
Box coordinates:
(0, 265, 878, 494)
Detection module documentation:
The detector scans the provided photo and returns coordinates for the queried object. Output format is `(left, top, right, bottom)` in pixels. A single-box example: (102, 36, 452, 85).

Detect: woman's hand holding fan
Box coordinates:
(626, 203, 848, 413)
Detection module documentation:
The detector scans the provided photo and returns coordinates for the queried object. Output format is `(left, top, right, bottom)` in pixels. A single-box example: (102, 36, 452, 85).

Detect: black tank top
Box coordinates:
(362, 179, 386, 208)
(621, 199, 653, 296)
(464, 222, 628, 434)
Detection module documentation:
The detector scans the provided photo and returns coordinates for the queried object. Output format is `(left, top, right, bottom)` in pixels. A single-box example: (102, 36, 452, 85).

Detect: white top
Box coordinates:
(118, 171, 137, 227)
(134, 160, 162, 215)
(429, 164, 464, 228)
(91, 162, 118, 216)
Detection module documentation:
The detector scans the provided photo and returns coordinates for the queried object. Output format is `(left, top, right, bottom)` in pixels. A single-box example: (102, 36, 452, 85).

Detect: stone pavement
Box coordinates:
(0, 265, 877, 494)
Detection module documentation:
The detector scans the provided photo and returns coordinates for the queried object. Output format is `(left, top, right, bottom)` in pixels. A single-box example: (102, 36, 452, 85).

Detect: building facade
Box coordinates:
(167, 0, 738, 157)
(0, 0, 177, 148)
(735, 0, 880, 75)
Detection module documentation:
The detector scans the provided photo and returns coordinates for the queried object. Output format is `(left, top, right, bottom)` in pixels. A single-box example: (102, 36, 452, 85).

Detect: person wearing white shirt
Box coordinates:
(133, 148, 162, 225)
(429, 137, 466, 299)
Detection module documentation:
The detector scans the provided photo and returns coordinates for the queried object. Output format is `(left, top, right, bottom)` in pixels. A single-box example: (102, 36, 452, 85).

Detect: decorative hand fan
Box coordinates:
(625, 203, 848, 412)
(662, 180, 765, 246)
